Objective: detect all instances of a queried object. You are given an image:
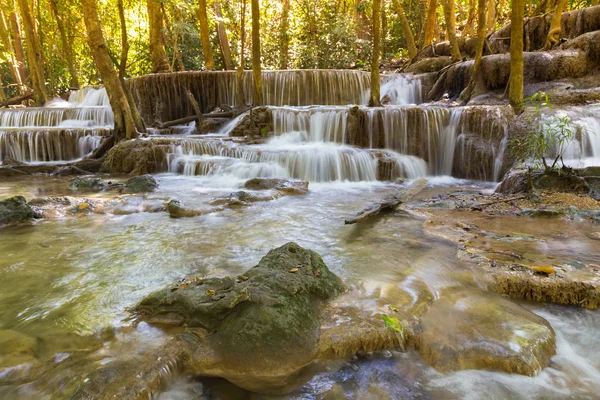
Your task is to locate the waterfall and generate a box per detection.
[380,74,423,105]
[0,87,111,164]
[271,107,348,143]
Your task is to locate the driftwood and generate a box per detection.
[344,179,427,225]
[157,112,237,129]
[0,92,33,107]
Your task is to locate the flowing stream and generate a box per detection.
[0,72,599,399]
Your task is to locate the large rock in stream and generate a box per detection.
[0,196,35,226]
[135,242,346,392]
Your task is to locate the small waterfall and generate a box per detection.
[380,74,423,105]
[271,107,348,143]
[542,106,600,167]
[0,87,111,164]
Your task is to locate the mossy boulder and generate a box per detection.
[69,176,106,191]
[124,174,158,193]
[100,139,167,175]
[135,242,346,387]
[0,196,35,226]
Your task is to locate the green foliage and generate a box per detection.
[382,313,404,340]
[509,92,577,172]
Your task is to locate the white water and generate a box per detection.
[0,87,111,164]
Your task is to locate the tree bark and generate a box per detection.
[237,0,246,108]
[442,0,462,62]
[458,0,486,103]
[117,0,129,79]
[486,0,496,32]
[423,0,437,47]
[17,0,47,105]
[251,0,263,105]
[161,3,186,71]
[8,7,28,86]
[214,0,234,70]
[464,0,476,36]
[278,0,290,69]
[198,0,216,70]
[147,0,171,73]
[81,0,138,140]
[392,0,417,60]
[369,0,381,107]
[0,9,26,94]
[543,0,567,50]
[49,0,79,88]
[509,0,525,110]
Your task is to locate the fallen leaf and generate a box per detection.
[78,203,90,210]
[240,275,249,281]
[206,289,216,295]
[289,268,298,273]
[531,265,556,275]
[382,314,404,340]
[314,269,321,277]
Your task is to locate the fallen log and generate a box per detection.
[157,112,236,129]
[0,92,33,108]
[344,179,428,225]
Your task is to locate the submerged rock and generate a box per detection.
[209,190,282,207]
[167,199,221,218]
[124,174,158,193]
[135,242,346,392]
[244,178,309,195]
[69,176,106,191]
[419,289,556,376]
[0,196,35,226]
[0,329,39,370]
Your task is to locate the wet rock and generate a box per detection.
[11,164,61,175]
[124,174,158,193]
[136,242,346,392]
[72,158,104,173]
[198,118,225,134]
[229,107,272,138]
[419,289,556,376]
[209,190,282,206]
[101,139,168,175]
[496,167,529,194]
[69,176,106,191]
[0,196,35,226]
[1,157,24,166]
[243,178,309,195]
[519,207,565,218]
[167,199,220,218]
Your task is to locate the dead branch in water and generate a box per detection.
[0,92,33,107]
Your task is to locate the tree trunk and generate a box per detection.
[442,0,462,62]
[251,0,263,105]
[369,0,381,107]
[543,0,567,50]
[49,0,79,88]
[393,0,417,60]
[486,0,496,33]
[423,0,437,47]
[81,0,138,140]
[592,0,598,6]
[214,0,234,70]
[458,0,486,103]
[147,0,171,73]
[8,7,28,86]
[278,0,290,69]
[198,0,216,70]
[0,9,26,94]
[236,0,246,108]
[464,0,476,36]
[509,0,525,110]
[17,0,47,105]
[161,3,186,71]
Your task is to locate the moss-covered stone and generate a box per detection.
[136,242,346,374]
[0,196,35,226]
[124,174,158,193]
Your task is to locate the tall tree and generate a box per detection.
[509,0,525,109]
[442,0,461,62]
[147,0,171,73]
[8,7,28,85]
[464,0,476,36]
[236,0,246,108]
[0,9,25,94]
[17,0,47,104]
[161,3,185,71]
[369,0,381,107]
[81,0,137,140]
[458,0,486,103]
[486,0,496,32]
[251,0,263,105]
[49,0,79,88]
[392,0,417,61]
[198,0,216,70]
[423,0,437,47]
[214,0,234,70]
[543,0,567,50]
[278,0,290,69]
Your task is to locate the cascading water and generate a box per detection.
[0,87,111,164]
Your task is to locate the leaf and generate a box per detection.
[387,305,399,312]
[289,268,298,273]
[382,314,404,339]
[206,289,216,295]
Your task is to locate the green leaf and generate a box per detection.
[382,314,404,339]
